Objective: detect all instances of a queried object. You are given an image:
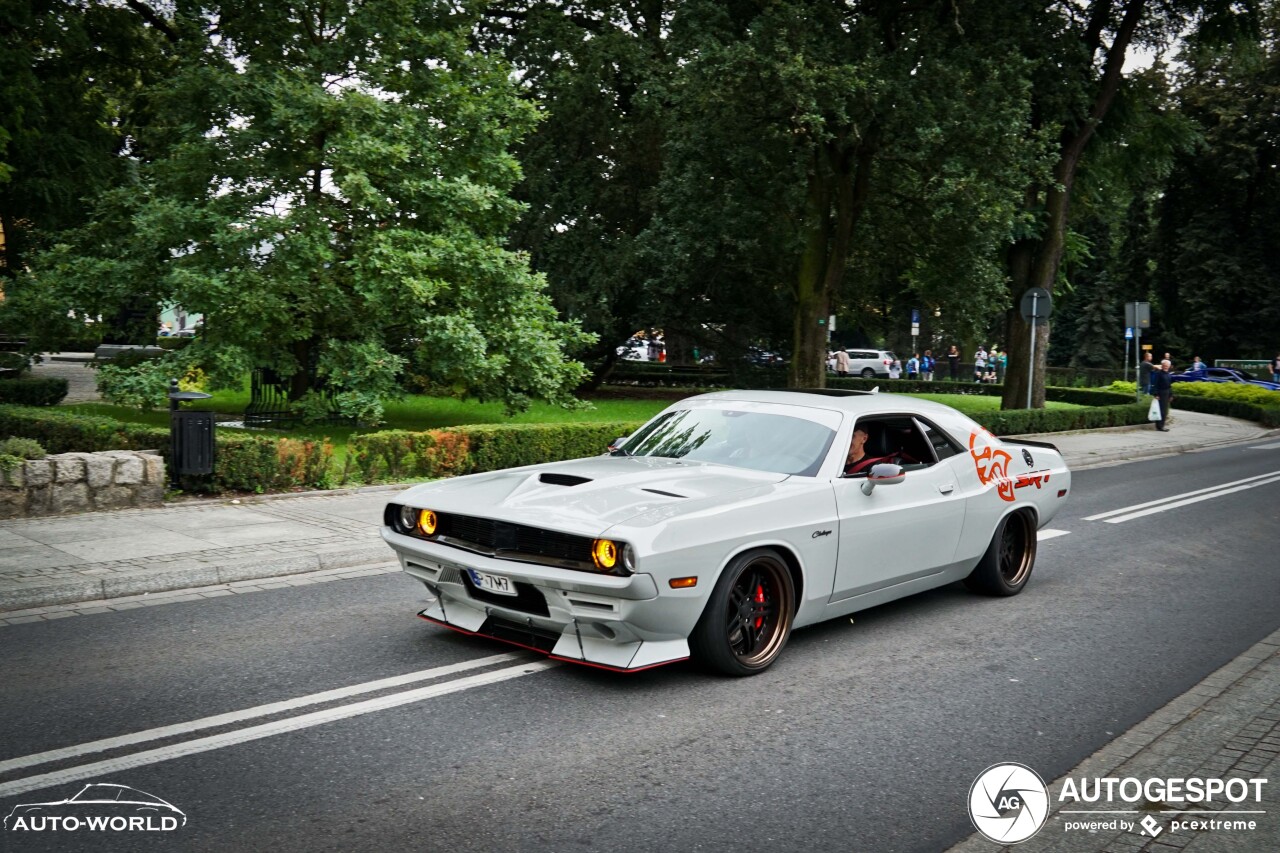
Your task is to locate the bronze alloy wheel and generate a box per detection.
[723,556,794,668]
[999,512,1035,586]
[963,510,1038,597]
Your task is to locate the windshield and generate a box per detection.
[619,408,837,476]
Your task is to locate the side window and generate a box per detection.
[844,415,935,475]
[917,418,963,461]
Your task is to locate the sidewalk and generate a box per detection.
[0,407,1277,851]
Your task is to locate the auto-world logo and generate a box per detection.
[968,763,1050,844]
[4,783,186,833]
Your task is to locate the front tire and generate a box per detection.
[860,367,876,378]
[690,549,795,676]
[963,511,1037,596]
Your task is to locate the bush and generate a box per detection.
[974,401,1149,435]
[0,436,47,459]
[0,351,28,377]
[156,337,194,351]
[0,404,335,492]
[1169,380,1280,408]
[0,377,69,406]
[348,421,644,483]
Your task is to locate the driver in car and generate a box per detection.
[844,427,890,476]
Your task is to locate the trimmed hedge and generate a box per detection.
[0,377,69,406]
[1167,395,1280,428]
[348,421,645,483]
[0,404,333,492]
[973,402,1148,435]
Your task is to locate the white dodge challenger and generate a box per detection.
[381,389,1071,675]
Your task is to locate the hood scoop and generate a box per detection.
[539,472,593,487]
[641,488,687,499]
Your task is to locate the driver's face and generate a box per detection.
[848,428,868,459]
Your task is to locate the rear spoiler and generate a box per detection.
[1000,437,1060,452]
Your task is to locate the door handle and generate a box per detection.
[938,483,955,494]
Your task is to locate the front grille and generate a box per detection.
[442,514,595,566]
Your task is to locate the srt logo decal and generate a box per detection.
[968,429,1015,502]
[1014,471,1051,490]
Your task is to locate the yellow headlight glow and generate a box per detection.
[418,510,439,536]
[592,539,619,570]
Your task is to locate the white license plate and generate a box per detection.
[468,569,516,596]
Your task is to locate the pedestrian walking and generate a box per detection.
[921,350,935,381]
[888,358,901,379]
[973,346,987,383]
[1151,359,1174,431]
[1139,351,1154,394]
[1190,356,1207,373]
[1271,352,1280,384]
[947,345,960,381]
[834,349,850,377]
[906,353,920,380]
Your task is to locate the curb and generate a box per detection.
[0,541,392,614]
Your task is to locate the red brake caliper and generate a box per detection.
[754,583,765,630]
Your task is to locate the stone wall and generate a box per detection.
[0,451,165,518]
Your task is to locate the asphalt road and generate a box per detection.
[2,441,1279,853]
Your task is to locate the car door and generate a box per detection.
[829,416,967,603]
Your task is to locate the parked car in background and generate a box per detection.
[1170,366,1280,391]
[381,389,1070,676]
[837,348,897,378]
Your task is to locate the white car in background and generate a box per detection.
[841,348,898,378]
[382,390,1070,675]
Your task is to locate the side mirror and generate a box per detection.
[860,462,905,496]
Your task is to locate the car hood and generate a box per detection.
[396,456,789,537]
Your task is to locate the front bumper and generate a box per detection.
[382,529,696,672]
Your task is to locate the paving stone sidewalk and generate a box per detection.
[0,488,405,613]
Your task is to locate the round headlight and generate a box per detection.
[623,544,636,572]
[418,510,439,536]
[398,505,418,532]
[592,539,619,570]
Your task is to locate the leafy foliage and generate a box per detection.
[9,0,591,423]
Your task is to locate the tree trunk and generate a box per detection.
[788,133,874,388]
[1001,0,1146,410]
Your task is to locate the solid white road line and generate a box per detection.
[1037,529,1070,542]
[0,652,524,775]
[1082,470,1280,522]
[0,660,558,799]
[1098,474,1280,525]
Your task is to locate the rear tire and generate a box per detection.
[963,511,1037,596]
[860,367,876,378]
[690,549,795,676]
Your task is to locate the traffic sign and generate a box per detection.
[1020,288,1052,321]
[1125,327,1133,339]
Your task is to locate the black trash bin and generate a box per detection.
[168,378,214,488]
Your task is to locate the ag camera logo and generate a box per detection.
[969,763,1050,844]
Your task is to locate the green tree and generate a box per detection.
[477,2,672,382]
[0,0,170,278]
[647,0,1043,387]
[1154,5,1280,359]
[11,0,591,421]
[997,0,1253,408]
